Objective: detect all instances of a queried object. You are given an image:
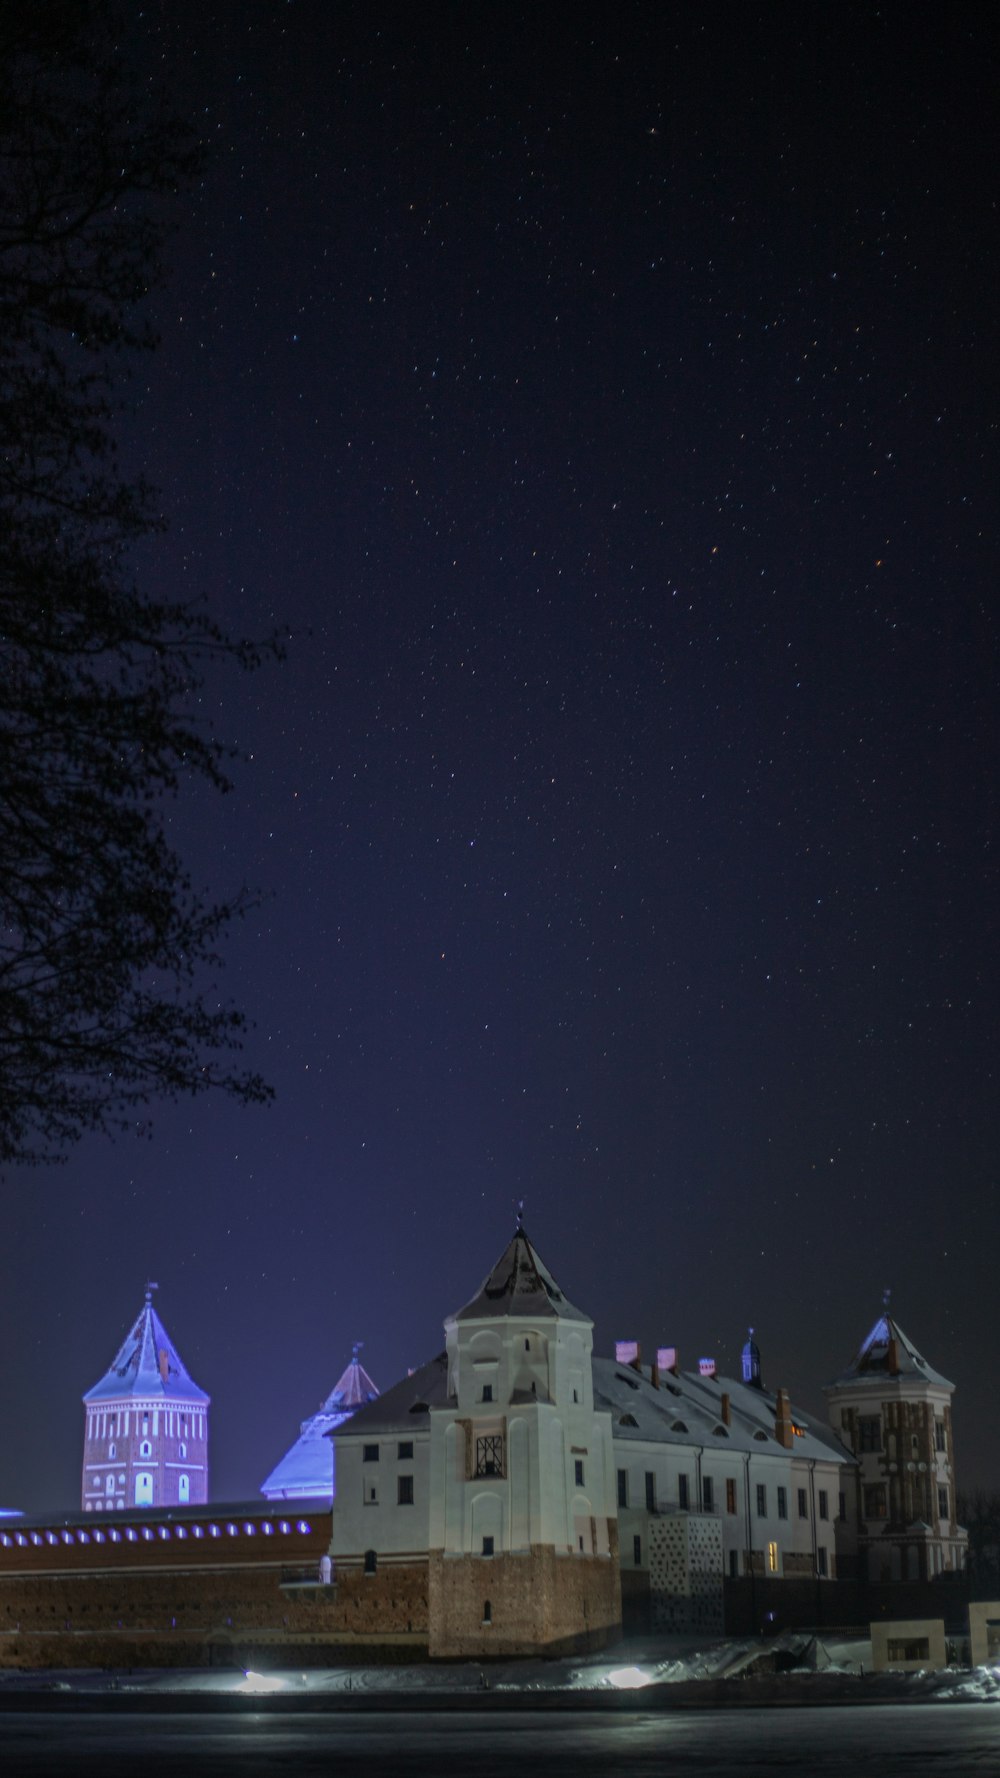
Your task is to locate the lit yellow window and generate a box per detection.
[767,1541,779,1574]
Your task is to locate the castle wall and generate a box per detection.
[428,1532,621,1658]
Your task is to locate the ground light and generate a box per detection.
[238,1671,287,1694]
[606,1666,653,1689]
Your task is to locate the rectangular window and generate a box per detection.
[797,1488,808,1519]
[863,1484,887,1520]
[363,1444,379,1463]
[702,1476,714,1511]
[935,1420,947,1453]
[938,1485,949,1520]
[818,1490,829,1521]
[633,1534,641,1566]
[482,1535,494,1557]
[645,1471,655,1511]
[817,1546,828,1576]
[574,1459,585,1487]
[617,1469,628,1509]
[858,1416,882,1453]
[365,1484,377,1504]
[729,1548,739,1578]
[397,1441,413,1461]
[839,1491,847,1522]
[482,1384,493,1403]
[726,1478,737,1515]
[777,1487,787,1520]
[397,1475,413,1505]
[678,1474,689,1510]
[887,1637,929,1662]
[475,1435,505,1479]
[768,1541,779,1574]
[756,1483,767,1518]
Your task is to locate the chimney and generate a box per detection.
[721,1392,731,1426]
[615,1340,641,1372]
[651,1353,660,1390]
[158,1347,169,1386]
[887,1337,900,1376]
[699,1357,717,1379]
[774,1387,794,1450]
[658,1346,679,1377]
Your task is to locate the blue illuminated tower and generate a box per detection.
[81,1285,210,1511]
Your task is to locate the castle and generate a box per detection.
[0,1222,967,1666]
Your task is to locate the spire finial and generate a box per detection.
[515,1197,525,1232]
[145,1280,159,1304]
[883,1286,891,1312]
[352,1340,364,1364]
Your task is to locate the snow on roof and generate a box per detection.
[260,1348,379,1499]
[593,1357,853,1467]
[333,1353,451,1435]
[83,1290,209,1406]
[827,1313,953,1391]
[449,1226,590,1325]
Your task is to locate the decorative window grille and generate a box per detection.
[475,1435,504,1478]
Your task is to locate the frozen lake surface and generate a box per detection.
[2,1704,999,1776]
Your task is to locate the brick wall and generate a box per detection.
[0,1559,430,1670]
[428,1540,621,1658]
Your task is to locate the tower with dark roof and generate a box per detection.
[81,1287,210,1512]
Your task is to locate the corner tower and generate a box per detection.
[427,1219,621,1656]
[260,1344,379,1501]
[81,1286,210,1512]
[825,1307,966,1582]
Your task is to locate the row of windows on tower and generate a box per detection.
[87,1473,191,1507]
[616,1470,841,1521]
[88,1410,201,1440]
[855,1416,948,1454]
[103,1440,187,1461]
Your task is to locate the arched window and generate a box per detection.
[363,1549,377,1575]
[178,1474,190,1503]
[483,1600,492,1625]
[134,1472,153,1506]
[105,1475,115,1496]
[178,1442,187,1459]
[108,1443,116,1460]
[140,1440,152,1458]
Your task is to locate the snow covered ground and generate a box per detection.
[2,1630,999,1703]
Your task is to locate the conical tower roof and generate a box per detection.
[828,1310,953,1390]
[83,1287,209,1406]
[260,1345,379,1499]
[450,1224,590,1324]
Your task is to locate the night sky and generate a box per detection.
[2,4,996,1511]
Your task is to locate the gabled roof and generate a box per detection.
[333,1353,451,1436]
[827,1312,953,1390]
[449,1226,589,1325]
[260,1349,379,1498]
[593,1357,853,1467]
[83,1290,209,1406]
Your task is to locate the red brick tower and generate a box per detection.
[81,1285,210,1512]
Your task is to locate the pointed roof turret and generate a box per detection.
[829,1309,953,1390]
[260,1344,379,1500]
[741,1327,763,1388]
[450,1224,589,1324]
[83,1286,209,1406]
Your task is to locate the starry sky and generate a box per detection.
[2,3,996,1510]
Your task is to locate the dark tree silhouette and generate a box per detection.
[0,2,275,1165]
